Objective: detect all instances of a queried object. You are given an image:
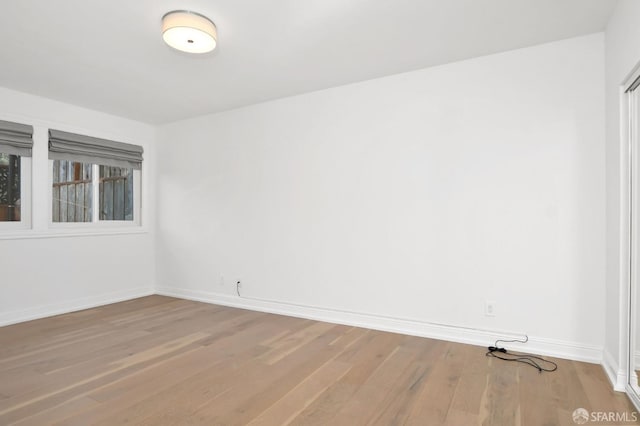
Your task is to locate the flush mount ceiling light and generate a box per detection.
[162,10,217,54]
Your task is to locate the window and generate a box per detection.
[52,160,92,222]
[0,120,33,226]
[100,166,134,221]
[49,129,143,225]
[0,153,21,221]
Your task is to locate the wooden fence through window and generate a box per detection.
[99,166,133,221]
[52,161,133,222]
[52,160,92,222]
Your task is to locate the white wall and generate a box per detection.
[157,34,605,361]
[0,87,157,325]
[603,0,640,389]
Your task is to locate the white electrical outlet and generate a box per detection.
[485,300,496,317]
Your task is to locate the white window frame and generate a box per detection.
[0,155,31,231]
[49,160,141,229]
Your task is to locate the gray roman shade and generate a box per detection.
[0,119,33,157]
[49,129,143,169]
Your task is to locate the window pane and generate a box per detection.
[52,160,92,222]
[99,166,133,221]
[0,153,20,222]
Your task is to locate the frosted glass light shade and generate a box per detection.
[162,11,217,54]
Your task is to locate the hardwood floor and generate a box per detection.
[0,296,636,425]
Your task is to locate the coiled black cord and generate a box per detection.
[486,335,558,373]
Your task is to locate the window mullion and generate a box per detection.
[92,164,99,222]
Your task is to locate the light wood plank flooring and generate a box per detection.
[0,296,636,425]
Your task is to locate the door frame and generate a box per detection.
[622,62,640,409]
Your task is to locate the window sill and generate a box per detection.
[0,226,149,240]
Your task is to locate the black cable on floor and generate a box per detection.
[486,335,558,373]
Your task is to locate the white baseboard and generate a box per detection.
[603,349,628,392]
[0,285,605,366]
[0,287,155,327]
[156,286,603,364]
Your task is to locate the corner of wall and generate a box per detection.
[603,348,628,392]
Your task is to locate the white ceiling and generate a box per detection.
[0,0,616,124]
